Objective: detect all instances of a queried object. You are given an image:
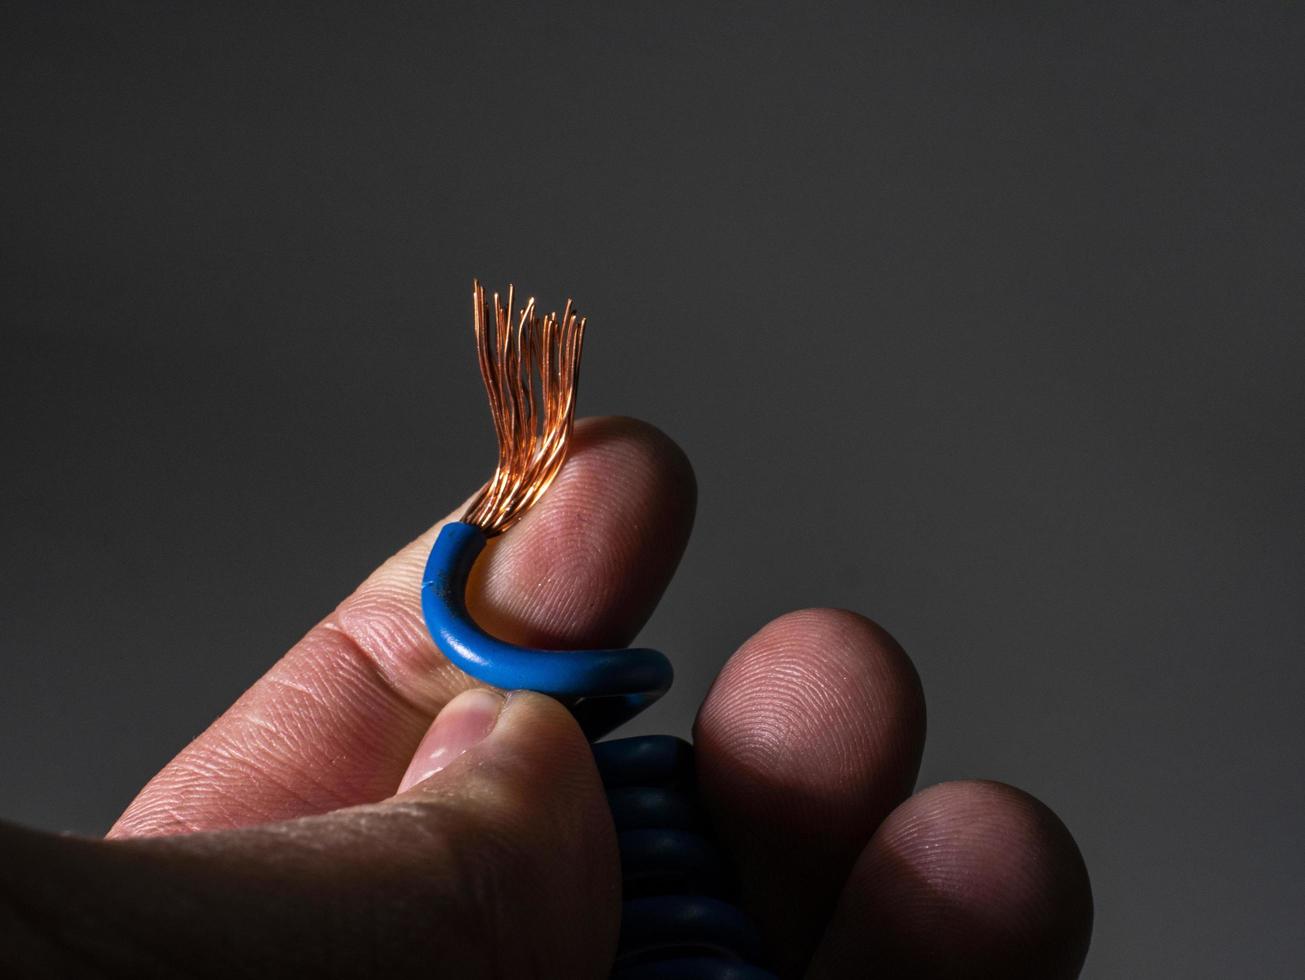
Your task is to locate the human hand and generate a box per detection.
[2,417,1091,978]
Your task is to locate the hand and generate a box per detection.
[2,417,1092,978]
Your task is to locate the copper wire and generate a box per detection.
[461,280,587,536]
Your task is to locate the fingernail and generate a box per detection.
[398,688,505,792]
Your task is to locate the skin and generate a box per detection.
[0,416,1092,978]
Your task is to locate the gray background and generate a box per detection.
[2,2,1302,975]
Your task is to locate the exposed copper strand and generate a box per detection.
[462,280,586,536]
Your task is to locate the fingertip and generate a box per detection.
[396,688,506,793]
[469,416,697,649]
[696,607,926,835]
[397,689,603,807]
[490,689,607,795]
[693,607,928,970]
[573,415,698,506]
[813,780,1093,979]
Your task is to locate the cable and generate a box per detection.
[420,284,776,979]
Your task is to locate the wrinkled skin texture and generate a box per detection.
[2,417,1092,978]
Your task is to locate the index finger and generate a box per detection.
[110,416,695,838]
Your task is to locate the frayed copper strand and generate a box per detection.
[461,280,586,536]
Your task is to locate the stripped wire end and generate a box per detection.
[461,280,587,537]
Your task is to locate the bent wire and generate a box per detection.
[419,283,776,979]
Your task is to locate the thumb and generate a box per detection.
[386,687,623,975]
[2,690,620,979]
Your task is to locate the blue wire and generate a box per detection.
[422,521,776,978]
[421,521,671,740]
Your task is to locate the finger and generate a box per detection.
[806,780,1093,979]
[111,416,695,838]
[8,690,620,979]
[693,608,927,974]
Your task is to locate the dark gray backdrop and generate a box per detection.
[2,3,1302,976]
